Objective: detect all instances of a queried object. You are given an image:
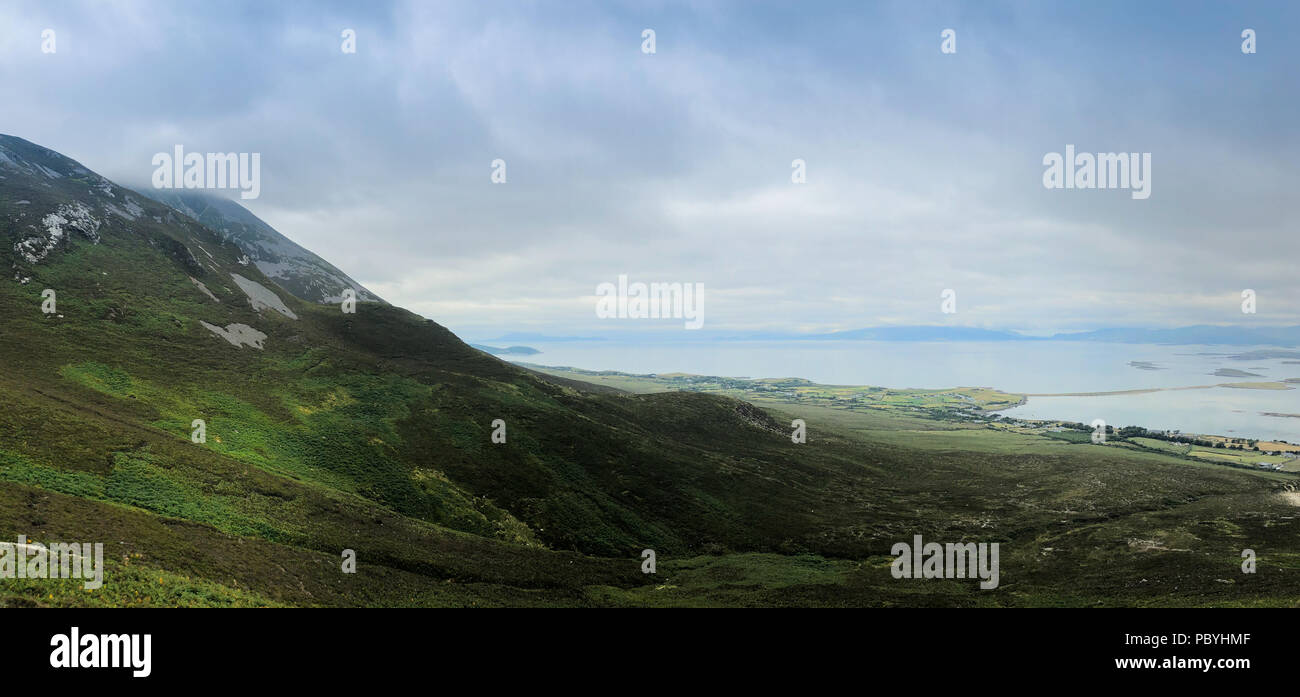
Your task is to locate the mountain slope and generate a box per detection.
[135,188,384,305]
[0,133,898,561]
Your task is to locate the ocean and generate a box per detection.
[504,340,1300,442]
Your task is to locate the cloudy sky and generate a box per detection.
[2,0,1297,339]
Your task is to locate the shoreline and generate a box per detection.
[519,360,1299,459]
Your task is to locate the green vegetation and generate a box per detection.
[522,365,1025,415]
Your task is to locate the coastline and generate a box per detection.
[519,361,1300,467]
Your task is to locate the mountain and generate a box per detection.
[3,134,1298,608]
[482,332,606,343]
[0,133,895,604]
[563,325,1300,346]
[1049,325,1300,347]
[811,326,1025,342]
[793,325,1300,345]
[135,189,384,305]
[468,343,541,355]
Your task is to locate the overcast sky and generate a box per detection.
[2,0,1297,339]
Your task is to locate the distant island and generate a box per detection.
[1213,368,1263,377]
[470,343,541,356]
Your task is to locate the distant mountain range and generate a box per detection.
[1042,326,1300,346]
[482,325,1300,347]
[469,343,541,355]
[480,332,606,343]
[814,325,1300,346]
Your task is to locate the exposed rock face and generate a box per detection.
[15,202,101,264]
[199,321,268,349]
[189,276,220,302]
[230,273,298,320]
